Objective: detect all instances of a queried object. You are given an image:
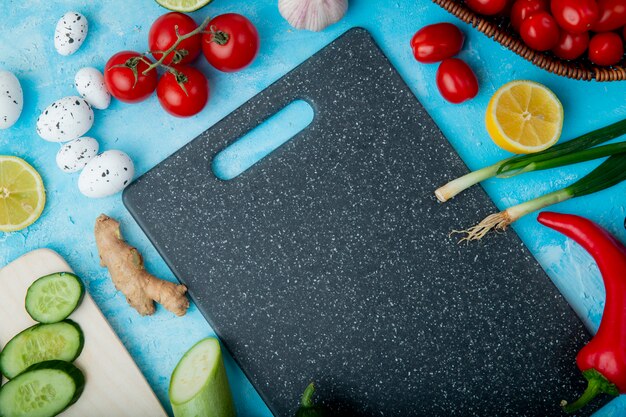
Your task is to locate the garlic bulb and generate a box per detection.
[279,0,348,32]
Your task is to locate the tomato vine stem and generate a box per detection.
[141,15,212,75]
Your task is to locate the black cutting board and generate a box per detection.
[124,28,602,417]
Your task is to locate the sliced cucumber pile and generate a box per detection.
[0,320,84,379]
[0,360,85,417]
[0,271,87,415]
[26,272,84,324]
[169,337,236,417]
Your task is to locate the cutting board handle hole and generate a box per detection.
[212,100,315,180]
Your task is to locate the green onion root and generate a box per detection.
[454,153,626,241]
[453,189,574,242]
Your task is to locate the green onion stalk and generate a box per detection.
[436,119,626,202]
[455,153,626,241]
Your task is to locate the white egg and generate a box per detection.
[78,150,135,198]
[36,96,94,142]
[0,71,23,129]
[74,67,110,110]
[54,12,88,56]
[56,137,99,173]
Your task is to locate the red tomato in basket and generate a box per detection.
[510,0,548,31]
[466,0,509,15]
[552,31,590,60]
[520,11,560,51]
[411,23,465,63]
[550,0,599,33]
[436,58,479,104]
[591,0,626,32]
[588,32,624,66]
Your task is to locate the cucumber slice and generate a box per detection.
[26,272,84,323]
[0,321,84,379]
[169,338,236,417]
[0,360,85,417]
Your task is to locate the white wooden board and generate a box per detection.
[0,248,167,417]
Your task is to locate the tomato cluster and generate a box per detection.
[104,12,260,118]
[411,23,479,104]
[465,0,626,66]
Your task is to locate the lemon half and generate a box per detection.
[0,156,46,232]
[486,80,564,154]
[155,0,212,12]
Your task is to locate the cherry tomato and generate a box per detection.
[465,0,508,15]
[436,58,479,104]
[550,0,599,33]
[500,1,515,17]
[104,51,158,103]
[411,23,464,63]
[149,12,201,65]
[591,0,626,32]
[510,0,548,31]
[157,66,209,118]
[552,31,589,60]
[202,13,260,72]
[588,32,624,66]
[520,11,560,51]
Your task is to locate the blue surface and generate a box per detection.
[1,0,625,415]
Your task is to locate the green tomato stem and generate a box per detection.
[142,15,212,75]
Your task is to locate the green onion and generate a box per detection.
[455,153,626,241]
[435,118,626,202]
[497,141,626,178]
[435,161,504,203]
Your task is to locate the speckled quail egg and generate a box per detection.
[54,12,88,56]
[78,150,135,198]
[75,67,110,110]
[0,71,23,129]
[56,137,99,173]
[36,96,94,142]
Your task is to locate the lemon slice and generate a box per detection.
[486,80,563,154]
[0,156,46,232]
[155,0,212,12]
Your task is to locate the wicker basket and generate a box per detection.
[433,0,626,81]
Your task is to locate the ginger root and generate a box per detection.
[94,214,189,316]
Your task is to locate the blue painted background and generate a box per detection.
[1,0,626,415]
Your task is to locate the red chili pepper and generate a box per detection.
[537,211,625,413]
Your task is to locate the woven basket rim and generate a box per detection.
[433,0,626,82]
